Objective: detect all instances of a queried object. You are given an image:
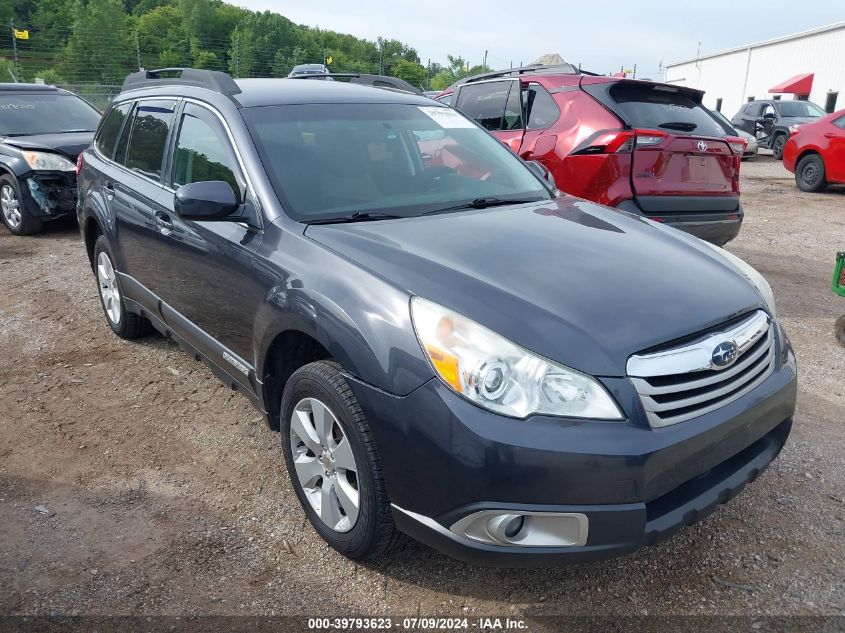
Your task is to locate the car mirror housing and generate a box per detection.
[174,181,240,221]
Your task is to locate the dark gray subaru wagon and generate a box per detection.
[76,68,797,566]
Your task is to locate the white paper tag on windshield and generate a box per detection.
[418,106,475,128]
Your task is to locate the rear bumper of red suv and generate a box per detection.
[617,196,743,246]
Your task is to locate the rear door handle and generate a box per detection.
[823,132,837,138]
[154,211,174,236]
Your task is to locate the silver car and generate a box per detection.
[712,109,757,159]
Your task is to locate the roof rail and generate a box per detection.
[287,72,422,95]
[121,68,241,95]
[456,63,581,87]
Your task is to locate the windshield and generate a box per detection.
[0,91,101,136]
[242,103,550,222]
[777,101,825,118]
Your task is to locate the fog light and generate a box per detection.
[450,510,588,547]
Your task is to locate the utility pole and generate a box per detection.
[234,35,240,78]
[134,30,142,71]
[482,49,487,70]
[633,63,637,79]
[10,19,20,82]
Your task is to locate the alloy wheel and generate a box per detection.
[97,251,122,324]
[0,184,21,229]
[289,397,360,532]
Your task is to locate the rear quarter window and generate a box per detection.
[600,83,727,138]
[95,102,131,158]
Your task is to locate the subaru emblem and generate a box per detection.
[711,341,738,368]
[697,140,708,152]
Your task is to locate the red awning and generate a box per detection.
[769,73,814,94]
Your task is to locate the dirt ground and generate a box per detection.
[0,157,843,619]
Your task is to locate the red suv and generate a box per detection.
[783,108,845,192]
[438,66,747,245]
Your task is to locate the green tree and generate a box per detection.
[60,0,133,83]
[394,58,426,89]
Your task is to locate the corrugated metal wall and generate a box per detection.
[665,24,845,119]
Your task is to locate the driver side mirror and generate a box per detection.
[174,181,240,221]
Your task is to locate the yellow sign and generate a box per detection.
[13,29,29,40]
[326,55,333,65]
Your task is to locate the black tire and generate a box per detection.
[280,360,404,560]
[772,134,786,160]
[0,174,43,235]
[795,154,827,193]
[93,236,152,339]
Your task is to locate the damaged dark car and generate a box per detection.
[0,83,100,235]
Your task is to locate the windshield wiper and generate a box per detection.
[658,121,698,132]
[304,211,404,225]
[421,197,544,215]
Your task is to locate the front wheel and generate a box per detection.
[280,361,403,559]
[0,175,42,235]
[795,154,827,192]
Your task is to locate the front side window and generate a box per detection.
[172,105,242,197]
[0,91,100,136]
[777,101,825,118]
[95,102,131,158]
[833,115,845,130]
[454,81,515,131]
[124,100,176,180]
[524,84,560,130]
[243,103,549,222]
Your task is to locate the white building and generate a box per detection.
[665,21,845,118]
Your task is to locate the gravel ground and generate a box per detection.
[0,157,843,619]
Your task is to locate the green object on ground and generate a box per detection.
[834,252,845,297]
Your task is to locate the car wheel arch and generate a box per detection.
[84,216,103,272]
[260,328,334,431]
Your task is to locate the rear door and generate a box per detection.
[453,79,525,152]
[584,81,738,199]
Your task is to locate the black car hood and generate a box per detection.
[305,197,763,377]
[3,132,94,161]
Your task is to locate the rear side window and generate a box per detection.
[172,105,242,197]
[524,84,560,130]
[455,81,515,131]
[596,83,727,138]
[834,115,845,130]
[124,100,176,180]
[95,102,131,158]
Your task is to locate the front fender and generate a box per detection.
[252,221,433,397]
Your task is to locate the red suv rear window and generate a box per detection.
[599,83,728,138]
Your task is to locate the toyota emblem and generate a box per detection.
[697,140,708,152]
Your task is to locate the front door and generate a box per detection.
[454,79,525,153]
[153,102,265,382]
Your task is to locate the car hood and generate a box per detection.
[305,197,763,377]
[2,132,94,161]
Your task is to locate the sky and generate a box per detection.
[231,0,844,78]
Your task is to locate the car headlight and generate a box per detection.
[701,242,777,319]
[788,124,802,134]
[21,151,76,172]
[410,297,623,420]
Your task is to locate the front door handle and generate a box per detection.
[154,211,174,236]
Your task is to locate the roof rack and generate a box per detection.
[121,68,241,95]
[0,83,59,91]
[455,63,581,87]
[288,72,422,95]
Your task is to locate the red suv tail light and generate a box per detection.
[76,153,84,176]
[725,136,747,155]
[572,130,636,155]
[634,129,667,147]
